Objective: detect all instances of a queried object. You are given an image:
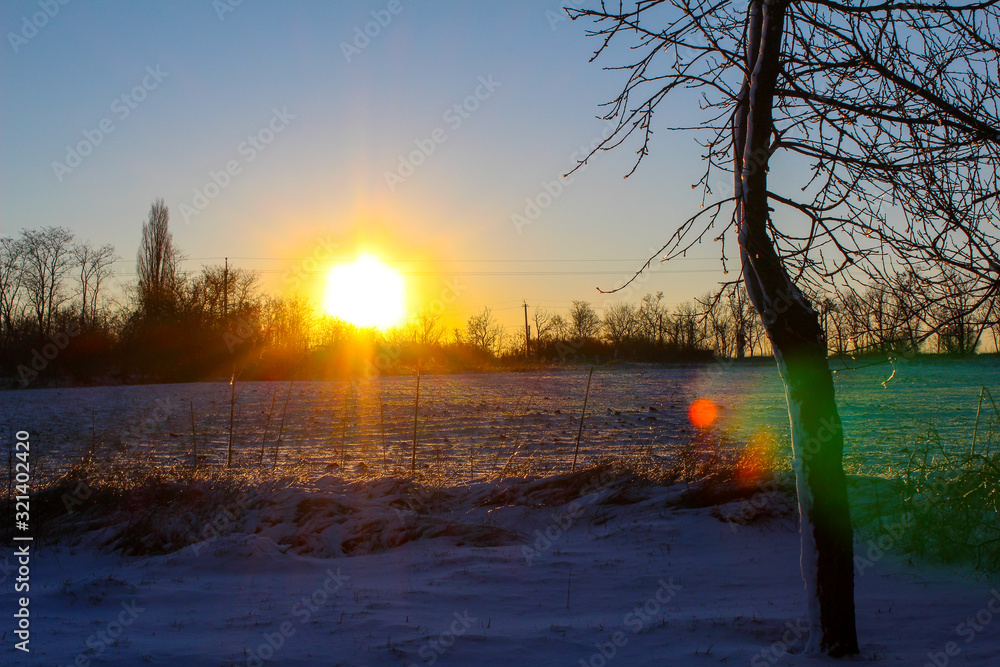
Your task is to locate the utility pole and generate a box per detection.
[223,257,229,321]
[522,300,530,357]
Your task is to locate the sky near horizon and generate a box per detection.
[1,0,731,332]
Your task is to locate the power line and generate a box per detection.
[113,268,722,277]
[108,256,720,265]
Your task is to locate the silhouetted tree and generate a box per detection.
[136,199,182,318]
[571,0,1000,654]
[569,300,601,340]
[412,307,445,345]
[20,226,75,338]
[0,236,26,345]
[73,241,117,327]
[637,292,667,346]
[602,301,639,350]
[184,264,260,325]
[933,270,990,355]
[668,301,705,352]
[532,306,555,343]
[548,313,569,340]
[725,283,757,359]
[465,307,506,356]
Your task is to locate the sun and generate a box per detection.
[323,254,406,329]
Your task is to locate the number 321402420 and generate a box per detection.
[14,430,30,518]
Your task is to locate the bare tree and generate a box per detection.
[570,0,1000,654]
[0,236,26,343]
[701,292,732,358]
[933,270,991,355]
[260,294,313,354]
[21,226,75,338]
[548,313,569,339]
[74,241,117,327]
[825,296,850,357]
[184,264,261,323]
[831,288,868,355]
[569,300,601,340]
[724,283,756,359]
[863,287,899,353]
[136,199,182,317]
[412,307,445,345]
[532,306,555,342]
[637,291,667,345]
[602,301,639,349]
[465,307,506,356]
[668,301,706,351]
[887,272,924,355]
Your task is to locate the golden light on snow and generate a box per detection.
[323,254,406,329]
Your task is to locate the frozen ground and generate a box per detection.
[3,472,1000,665]
[3,357,998,484]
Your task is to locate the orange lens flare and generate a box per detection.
[738,431,776,483]
[688,398,719,429]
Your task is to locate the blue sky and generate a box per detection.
[1,0,729,330]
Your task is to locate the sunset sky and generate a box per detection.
[1,0,730,332]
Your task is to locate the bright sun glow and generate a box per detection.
[323,254,406,329]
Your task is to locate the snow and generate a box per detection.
[8,360,999,485]
[781,384,821,656]
[4,472,1000,666]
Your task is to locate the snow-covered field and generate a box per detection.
[4,357,999,484]
[4,472,1000,666]
[3,359,999,665]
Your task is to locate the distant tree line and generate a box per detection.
[1,200,996,387]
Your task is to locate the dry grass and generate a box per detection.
[853,389,1000,573]
[4,427,789,557]
[2,445,290,553]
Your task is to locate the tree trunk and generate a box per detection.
[735,0,858,656]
